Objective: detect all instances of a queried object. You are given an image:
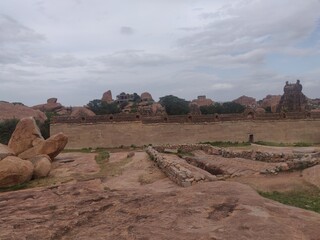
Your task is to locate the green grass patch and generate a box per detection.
[201,141,251,148]
[293,142,313,147]
[259,189,320,213]
[255,141,313,147]
[62,148,93,153]
[0,183,28,192]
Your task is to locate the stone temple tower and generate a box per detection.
[276,80,308,112]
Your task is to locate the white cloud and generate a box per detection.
[210,83,234,90]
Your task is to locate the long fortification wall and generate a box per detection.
[51,118,320,149]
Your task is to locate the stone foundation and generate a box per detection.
[146,146,217,187]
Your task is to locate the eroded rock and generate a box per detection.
[303,165,320,187]
[8,117,44,155]
[0,156,34,187]
[18,132,68,160]
[0,101,47,123]
[30,155,52,179]
[0,144,14,160]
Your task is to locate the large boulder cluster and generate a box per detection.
[0,117,68,188]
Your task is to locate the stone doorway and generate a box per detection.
[249,134,254,143]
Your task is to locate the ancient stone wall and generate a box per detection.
[51,118,320,149]
[146,146,216,187]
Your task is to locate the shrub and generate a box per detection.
[159,95,190,115]
[0,119,19,144]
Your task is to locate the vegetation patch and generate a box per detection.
[0,182,28,192]
[201,141,251,148]
[138,174,153,185]
[0,119,19,144]
[259,189,320,213]
[255,141,313,147]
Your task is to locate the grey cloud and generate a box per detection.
[38,55,87,68]
[177,27,200,32]
[179,0,320,63]
[120,26,134,35]
[96,50,181,68]
[0,14,44,44]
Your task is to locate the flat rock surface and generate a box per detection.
[1,151,320,239]
[50,152,100,178]
[233,144,320,154]
[192,150,283,176]
[1,180,320,240]
[303,165,320,187]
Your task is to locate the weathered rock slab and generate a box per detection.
[303,165,320,187]
[1,180,320,239]
[8,117,44,155]
[0,156,34,187]
[18,132,68,160]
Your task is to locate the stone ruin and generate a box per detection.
[277,80,308,112]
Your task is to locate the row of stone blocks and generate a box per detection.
[146,146,217,187]
[154,143,320,167]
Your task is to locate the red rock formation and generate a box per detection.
[0,102,47,123]
[8,117,44,155]
[260,95,281,113]
[32,98,63,112]
[233,95,256,107]
[141,92,153,102]
[70,107,96,118]
[101,90,113,103]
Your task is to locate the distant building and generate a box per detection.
[276,80,308,112]
[191,95,214,107]
[116,92,134,104]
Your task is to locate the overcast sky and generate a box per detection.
[1,0,320,106]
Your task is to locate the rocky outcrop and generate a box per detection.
[18,132,68,160]
[47,98,57,104]
[70,107,96,118]
[0,101,47,123]
[233,95,257,107]
[32,98,63,112]
[8,117,44,155]
[0,144,14,160]
[101,90,113,103]
[141,92,153,102]
[0,117,68,187]
[0,156,34,187]
[260,95,281,112]
[1,179,320,239]
[30,155,52,179]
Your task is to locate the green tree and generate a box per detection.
[220,102,245,114]
[159,95,190,115]
[200,103,222,114]
[87,99,121,115]
[200,102,245,115]
[0,119,19,144]
[132,93,141,103]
